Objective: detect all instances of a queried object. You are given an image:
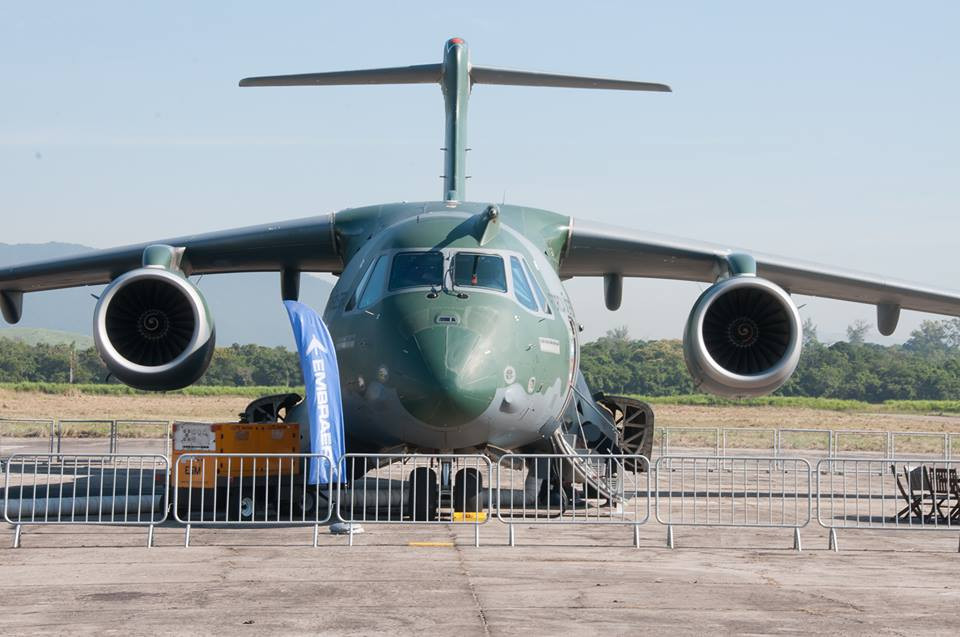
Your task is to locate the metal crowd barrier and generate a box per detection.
[56,419,116,454]
[3,453,169,548]
[114,420,172,457]
[776,429,833,462]
[0,418,56,457]
[336,453,492,546]
[654,456,812,550]
[889,432,950,461]
[659,427,721,457]
[173,453,333,547]
[721,428,777,458]
[656,427,953,463]
[496,454,650,547]
[816,457,960,551]
[55,419,171,456]
[831,430,890,458]
[7,447,960,553]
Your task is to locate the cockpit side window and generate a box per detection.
[355,255,390,310]
[389,251,443,290]
[523,259,551,315]
[510,256,539,312]
[454,253,507,292]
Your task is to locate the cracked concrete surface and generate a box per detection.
[1,522,958,635]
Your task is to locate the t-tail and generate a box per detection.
[240,38,671,202]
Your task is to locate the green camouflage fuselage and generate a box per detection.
[309,200,577,452]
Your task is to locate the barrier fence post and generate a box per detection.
[12,524,22,548]
[793,527,802,552]
[828,528,838,552]
[666,525,674,549]
[147,524,155,548]
[633,525,641,549]
[508,524,515,547]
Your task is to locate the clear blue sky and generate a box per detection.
[2,1,958,343]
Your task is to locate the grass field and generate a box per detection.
[2,385,960,453]
[631,394,960,414]
[4,383,960,412]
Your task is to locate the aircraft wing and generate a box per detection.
[560,218,960,334]
[0,213,340,323]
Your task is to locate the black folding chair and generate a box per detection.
[932,468,953,520]
[892,464,924,520]
[949,469,960,522]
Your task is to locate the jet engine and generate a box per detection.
[683,275,802,398]
[93,268,215,390]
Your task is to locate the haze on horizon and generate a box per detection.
[1,2,958,347]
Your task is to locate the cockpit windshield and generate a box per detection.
[453,253,507,292]
[346,249,551,314]
[510,256,539,312]
[389,251,443,290]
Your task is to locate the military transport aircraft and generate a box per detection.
[3,38,960,468]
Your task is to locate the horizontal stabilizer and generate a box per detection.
[239,64,441,87]
[470,66,671,92]
[239,39,672,201]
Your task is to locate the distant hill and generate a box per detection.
[0,243,333,348]
[0,327,94,348]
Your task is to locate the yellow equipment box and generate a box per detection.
[172,421,300,488]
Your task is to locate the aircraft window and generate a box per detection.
[389,251,443,290]
[510,256,539,312]
[453,253,507,292]
[355,255,389,309]
[523,260,551,314]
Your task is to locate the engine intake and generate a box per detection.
[94,268,215,390]
[683,276,801,398]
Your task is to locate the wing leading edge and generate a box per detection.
[560,218,960,335]
[0,213,341,324]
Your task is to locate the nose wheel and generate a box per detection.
[453,467,483,513]
[409,467,439,521]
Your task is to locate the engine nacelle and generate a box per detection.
[683,276,802,398]
[93,268,215,391]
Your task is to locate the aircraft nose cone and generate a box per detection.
[397,325,497,428]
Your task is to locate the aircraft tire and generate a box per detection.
[409,467,438,521]
[453,467,483,513]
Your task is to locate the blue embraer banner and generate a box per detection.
[284,300,345,484]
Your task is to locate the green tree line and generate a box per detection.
[580,319,960,402]
[3,318,960,400]
[0,340,302,387]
